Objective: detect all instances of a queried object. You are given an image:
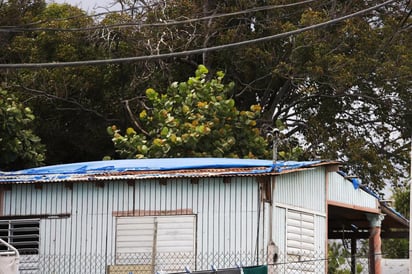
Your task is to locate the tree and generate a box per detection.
[112,0,411,191]
[0,88,45,170]
[107,65,269,159]
[381,185,410,259]
[0,0,410,192]
[328,242,364,274]
[1,3,123,164]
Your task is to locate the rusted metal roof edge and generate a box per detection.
[0,161,339,184]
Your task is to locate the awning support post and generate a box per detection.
[351,236,357,274]
[367,214,385,274]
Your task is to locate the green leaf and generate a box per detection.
[160,127,169,137]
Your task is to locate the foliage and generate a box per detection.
[222,1,411,191]
[382,238,409,259]
[106,0,411,190]
[0,0,410,190]
[0,88,45,170]
[382,185,410,259]
[107,65,269,159]
[328,242,363,274]
[1,3,121,164]
[392,185,410,219]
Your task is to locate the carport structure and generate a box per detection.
[327,172,409,273]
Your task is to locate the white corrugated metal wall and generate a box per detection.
[1,176,266,273]
[272,168,327,273]
[328,172,377,208]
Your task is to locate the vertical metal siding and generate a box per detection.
[272,168,327,273]
[273,206,326,274]
[274,168,326,213]
[272,207,286,252]
[328,172,377,208]
[4,183,72,216]
[2,176,265,273]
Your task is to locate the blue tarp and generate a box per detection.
[337,170,360,190]
[0,158,322,183]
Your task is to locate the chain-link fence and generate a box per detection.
[327,254,369,274]
[19,248,410,273]
[16,250,355,274]
[19,252,266,274]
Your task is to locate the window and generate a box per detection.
[115,215,196,272]
[286,210,315,272]
[0,219,40,255]
[286,210,315,254]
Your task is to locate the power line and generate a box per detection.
[1,3,158,28]
[0,0,318,33]
[0,0,398,70]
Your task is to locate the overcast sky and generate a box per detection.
[49,0,121,13]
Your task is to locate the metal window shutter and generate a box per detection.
[286,210,316,272]
[116,215,195,254]
[286,210,315,254]
[116,216,155,254]
[156,216,195,253]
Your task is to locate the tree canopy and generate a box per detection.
[0,88,45,170]
[381,185,410,258]
[0,0,410,192]
[108,65,269,159]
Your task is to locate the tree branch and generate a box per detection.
[15,85,110,121]
[123,99,149,136]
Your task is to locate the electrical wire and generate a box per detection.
[1,3,159,28]
[0,0,318,33]
[0,0,399,69]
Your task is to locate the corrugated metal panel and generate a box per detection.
[272,206,286,251]
[1,176,264,273]
[273,205,326,273]
[274,168,326,213]
[3,183,72,216]
[0,159,337,184]
[328,172,377,208]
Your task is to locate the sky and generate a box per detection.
[49,0,121,13]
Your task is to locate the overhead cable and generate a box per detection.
[0,0,318,33]
[1,4,158,28]
[0,0,398,70]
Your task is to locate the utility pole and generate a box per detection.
[265,127,280,163]
[264,125,280,274]
[409,136,412,274]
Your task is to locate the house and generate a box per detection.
[0,158,408,274]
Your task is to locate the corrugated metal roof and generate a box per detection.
[0,158,335,184]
